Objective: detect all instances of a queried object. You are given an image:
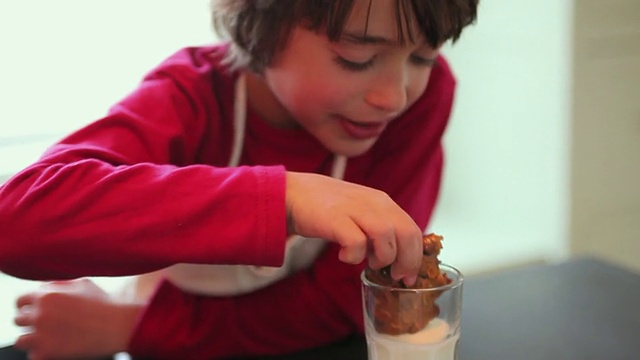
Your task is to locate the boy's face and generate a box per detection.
[248,0,439,157]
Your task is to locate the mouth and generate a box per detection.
[337,115,388,140]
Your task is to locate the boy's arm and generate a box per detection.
[0,72,289,280]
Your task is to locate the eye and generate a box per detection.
[410,54,437,67]
[334,56,375,72]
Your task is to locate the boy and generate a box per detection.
[3,0,478,358]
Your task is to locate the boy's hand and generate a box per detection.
[285,172,422,285]
[14,279,140,360]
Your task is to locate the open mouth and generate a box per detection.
[337,116,387,140]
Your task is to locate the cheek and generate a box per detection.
[407,70,433,104]
[304,73,361,108]
[282,62,341,94]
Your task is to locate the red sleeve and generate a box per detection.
[0,49,288,280]
[127,243,364,359]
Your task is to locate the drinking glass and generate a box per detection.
[361,264,463,360]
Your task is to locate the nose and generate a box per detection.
[364,68,408,114]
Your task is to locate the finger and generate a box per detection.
[14,305,36,327]
[367,229,397,270]
[14,332,36,351]
[338,236,367,264]
[402,274,418,287]
[16,293,38,309]
[15,330,47,360]
[381,206,422,277]
[347,209,397,269]
[333,218,368,264]
[390,227,423,282]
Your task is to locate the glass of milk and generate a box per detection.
[361,264,463,360]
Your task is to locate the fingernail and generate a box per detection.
[403,275,418,286]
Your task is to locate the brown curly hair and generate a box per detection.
[211,0,478,72]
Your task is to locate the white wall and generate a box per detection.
[571,0,640,273]
[432,0,574,273]
[0,0,214,177]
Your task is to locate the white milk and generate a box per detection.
[366,318,459,360]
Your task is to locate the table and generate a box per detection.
[458,256,640,359]
[2,257,639,359]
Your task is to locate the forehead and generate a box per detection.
[342,0,421,44]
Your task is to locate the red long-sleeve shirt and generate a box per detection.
[0,44,456,358]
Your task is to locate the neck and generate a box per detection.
[244,70,299,129]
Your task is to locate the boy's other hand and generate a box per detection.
[285,172,422,285]
[14,279,140,360]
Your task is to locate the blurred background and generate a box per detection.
[1,0,638,347]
